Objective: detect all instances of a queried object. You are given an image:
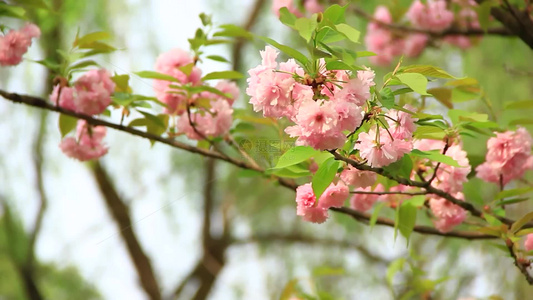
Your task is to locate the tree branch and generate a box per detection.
[1,90,512,240]
[331,207,496,240]
[90,161,162,300]
[506,238,533,284]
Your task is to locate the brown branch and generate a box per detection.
[27,111,48,268]
[506,239,533,284]
[331,207,496,240]
[350,190,427,196]
[1,90,512,240]
[90,161,162,300]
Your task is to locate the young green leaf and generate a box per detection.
[312,157,340,200]
[395,73,430,96]
[410,149,462,167]
[201,71,243,81]
[273,146,319,169]
[334,23,360,43]
[58,114,78,137]
[135,71,179,82]
[398,202,417,245]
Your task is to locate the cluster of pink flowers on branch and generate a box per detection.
[476,127,533,186]
[0,23,40,66]
[153,48,238,140]
[50,69,115,161]
[59,120,109,161]
[366,0,481,66]
[51,69,115,115]
[295,181,348,223]
[247,47,376,150]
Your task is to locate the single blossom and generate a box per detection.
[386,106,418,140]
[0,23,41,66]
[153,48,202,114]
[177,99,234,140]
[429,192,466,233]
[294,182,350,223]
[340,165,377,188]
[476,127,533,186]
[355,128,413,167]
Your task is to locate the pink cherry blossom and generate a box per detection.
[59,120,108,161]
[378,185,412,207]
[319,181,349,208]
[295,184,328,223]
[429,192,466,232]
[272,0,302,17]
[177,99,233,140]
[73,69,115,115]
[304,0,323,14]
[355,128,413,167]
[350,186,383,212]
[525,234,533,252]
[153,48,202,114]
[476,128,533,186]
[407,0,454,32]
[50,85,76,111]
[0,23,41,66]
[403,34,429,58]
[386,106,418,140]
[340,165,377,188]
[215,80,240,105]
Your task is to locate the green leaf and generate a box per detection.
[383,155,413,178]
[111,74,130,93]
[214,24,253,39]
[404,195,426,207]
[510,212,533,234]
[356,51,376,57]
[395,73,430,96]
[68,59,100,71]
[398,202,417,245]
[273,146,319,169]
[279,7,297,27]
[0,3,27,19]
[199,13,212,26]
[369,202,386,229]
[11,0,48,9]
[505,100,533,110]
[137,111,167,129]
[379,88,395,109]
[495,187,533,200]
[58,114,78,137]
[323,4,346,24]
[448,109,488,125]
[312,157,340,200]
[205,55,230,63]
[257,36,308,65]
[484,214,503,226]
[386,258,406,287]
[401,65,459,79]
[267,166,312,178]
[312,266,345,277]
[509,119,533,126]
[427,87,453,109]
[295,17,318,43]
[201,71,244,81]
[325,60,354,71]
[334,23,360,43]
[135,71,179,82]
[74,31,111,47]
[497,197,530,207]
[410,149,462,167]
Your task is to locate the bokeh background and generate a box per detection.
[1,0,533,299]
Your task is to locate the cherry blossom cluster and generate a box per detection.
[272,0,323,17]
[366,0,481,66]
[59,120,108,161]
[0,23,41,66]
[476,127,533,186]
[153,48,238,140]
[50,69,115,161]
[295,181,348,223]
[247,46,378,150]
